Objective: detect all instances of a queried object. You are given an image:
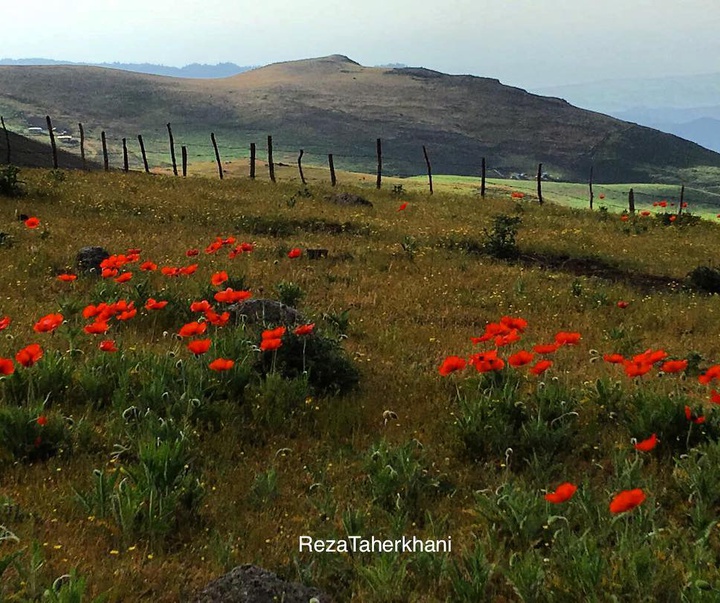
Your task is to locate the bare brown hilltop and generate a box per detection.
[1,54,719,182]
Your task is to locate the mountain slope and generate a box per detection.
[1,55,719,181]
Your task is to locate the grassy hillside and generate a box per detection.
[3,167,720,600]
[1,56,719,182]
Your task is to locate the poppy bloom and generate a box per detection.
[0,316,9,331]
[140,261,157,271]
[621,215,629,222]
[205,310,230,327]
[640,211,651,217]
[530,359,553,375]
[84,321,109,334]
[397,202,408,211]
[544,482,577,504]
[533,343,559,355]
[209,358,234,371]
[222,236,236,246]
[699,365,720,385]
[710,390,720,404]
[101,268,118,279]
[161,266,180,277]
[624,360,652,378]
[36,415,48,427]
[508,350,534,367]
[660,359,687,374]
[187,339,212,355]
[205,241,223,254]
[598,193,605,199]
[468,350,505,373]
[634,433,658,452]
[472,322,512,344]
[99,340,118,353]
[16,343,43,367]
[190,300,212,313]
[609,488,646,514]
[25,217,40,228]
[57,274,77,282]
[500,316,528,332]
[555,331,581,346]
[603,353,626,364]
[294,323,315,336]
[240,242,254,252]
[495,329,521,347]
[33,313,63,333]
[0,358,14,375]
[262,326,286,340]
[511,191,525,199]
[659,200,668,208]
[116,308,137,321]
[179,264,199,276]
[114,272,133,283]
[214,288,252,303]
[260,338,283,352]
[178,321,207,338]
[145,298,168,311]
[633,349,667,365]
[186,249,199,257]
[616,300,629,309]
[685,405,706,424]
[211,271,229,287]
[439,355,467,376]
[288,248,302,259]
[669,215,677,223]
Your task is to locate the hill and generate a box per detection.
[0,130,102,170]
[1,55,719,182]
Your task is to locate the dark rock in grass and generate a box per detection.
[328,192,373,207]
[307,248,329,260]
[75,246,110,275]
[193,564,333,603]
[0,232,11,247]
[228,298,304,327]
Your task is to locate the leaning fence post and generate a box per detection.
[167,123,178,176]
[298,149,306,185]
[678,184,685,216]
[0,117,10,164]
[537,163,544,204]
[422,145,433,195]
[211,133,223,180]
[376,138,382,189]
[267,135,275,183]
[138,134,150,174]
[328,153,336,186]
[78,123,86,170]
[589,166,594,210]
[46,115,58,169]
[101,131,109,172]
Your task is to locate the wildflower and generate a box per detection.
[0,316,9,331]
[710,390,720,404]
[660,359,687,374]
[101,268,118,279]
[624,360,652,378]
[544,482,577,504]
[0,358,14,375]
[699,365,720,385]
[178,322,207,338]
[187,339,212,355]
[214,288,252,303]
[530,359,552,375]
[659,200,668,208]
[495,329,521,347]
[555,331,581,345]
[533,343,559,355]
[84,321,109,334]
[186,249,199,257]
[114,272,133,283]
[179,264,199,276]
[205,309,230,327]
[261,338,283,352]
[640,211,651,217]
[621,215,629,222]
[669,215,677,223]
[57,274,77,282]
[508,350,534,367]
[288,248,302,259]
[472,322,511,344]
[609,489,646,514]
[190,300,212,313]
[240,242,254,252]
[25,217,40,228]
[500,316,528,332]
[33,313,63,333]
[599,193,605,199]
[468,350,505,373]
[140,261,157,271]
[99,340,118,353]
[209,358,234,371]
[161,266,179,277]
[205,241,223,254]
[222,236,236,246]
[145,299,168,311]
[294,323,315,336]
[116,308,137,321]
[16,343,43,367]
[37,415,48,427]
[211,271,229,287]
[685,405,706,424]
[511,191,525,199]
[634,433,658,452]
[616,300,629,309]
[397,202,408,211]
[603,353,626,364]
[439,355,467,376]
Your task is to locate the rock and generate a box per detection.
[228,299,304,327]
[193,564,333,603]
[306,248,328,260]
[75,246,110,275]
[328,192,373,207]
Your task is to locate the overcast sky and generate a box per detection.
[4,0,720,88]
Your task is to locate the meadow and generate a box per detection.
[3,165,720,601]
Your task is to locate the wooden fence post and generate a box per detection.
[628,188,635,213]
[0,117,10,164]
[46,115,58,169]
[422,145,433,195]
[211,133,223,180]
[122,138,129,172]
[298,149,306,185]
[376,138,382,189]
[101,131,109,172]
[588,166,594,210]
[138,134,149,174]
[678,184,685,216]
[250,143,256,179]
[267,135,275,183]
[167,123,178,176]
[481,157,486,197]
[181,146,187,177]
[537,163,544,204]
[78,123,86,169]
[328,153,336,186]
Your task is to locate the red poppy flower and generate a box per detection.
[205,310,230,327]
[472,322,511,343]
[222,236,236,246]
[99,340,118,353]
[661,359,687,374]
[179,264,199,276]
[555,331,581,346]
[634,433,658,452]
[187,339,212,355]
[262,326,287,340]
[621,215,629,222]
[508,350,534,367]
[659,200,668,208]
[114,272,133,283]
[25,217,40,229]
[0,358,14,375]
[186,249,199,257]
[36,415,48,427]
[669,215,677,223]
[609,489,646,514]
[0,316,9,331]
[209,358,234,371]
[145,298,168,311]
[468,350,505,373]
[116,308,137,321]
[84,321,109,334]
[500,316,528,332]
[511,192,525,199]
[101,268,119,279]
[530,359,552,375]
[624,360,652,378]
[57,274,77,282]
[598,193,605,199]
[397,202,408,211]
[294,323,315,336]
[544,482,577,504]
[711,390,720,404]
[640,211,651,217]
[495,329,521,347]
[33,313,63,333]
[210,272,228,287]
[16,343,43,367]
[533,343,559,355]
[240,242,254,252]
[205,241,223,254]
[214,288,252,303]
[616,300,629,309]
[603,353,626,364]
[288,248,302,259]
[178,321,207,338]
[260,336,284,352]
[699,365,720,385]
[439,355,467,376]
[161,266,179,277]
[190,300,213,313]
[685,405,706,424]
[140,261,157,271]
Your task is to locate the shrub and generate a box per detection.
[483,214,521,259]
[688,265,720,294]
[274,281,305,307]
[0,165,24,197]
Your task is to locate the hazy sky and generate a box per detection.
[4,0,720,88]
